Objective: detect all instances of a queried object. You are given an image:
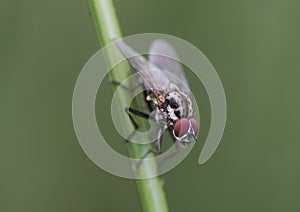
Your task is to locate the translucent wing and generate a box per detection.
[114,39,171,91]
[148,39,190,94]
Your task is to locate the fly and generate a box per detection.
[114,39,199,158]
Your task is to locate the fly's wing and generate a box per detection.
[114,39,170,91]
[149,39,190,94]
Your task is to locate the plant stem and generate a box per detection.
[88,0,169,211]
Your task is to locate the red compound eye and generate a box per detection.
[173,118,190,138]
[190,118,199,136]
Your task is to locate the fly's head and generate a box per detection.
[165,91,198,143]
[173,118,198,144]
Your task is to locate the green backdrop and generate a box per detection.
[1,0,299,211]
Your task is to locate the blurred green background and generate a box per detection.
[1,0,300,211]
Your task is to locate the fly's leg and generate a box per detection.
[110,80,151,144]
[126,106,150,119]
[135,126,164,169]
[156,129,182,171]
[157,141,181,173]
[124,106,150,142]
[123,107,166,171]
[110,79,150,110]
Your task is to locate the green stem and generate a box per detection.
[88,0,169,211]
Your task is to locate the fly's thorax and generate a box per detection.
[148,108,168,126]
[165,90,193,122]
[145,86,194,128]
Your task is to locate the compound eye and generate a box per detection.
[173,118,190,138]
[190,118,199,136]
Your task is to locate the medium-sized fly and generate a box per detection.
[114,39,199,157]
